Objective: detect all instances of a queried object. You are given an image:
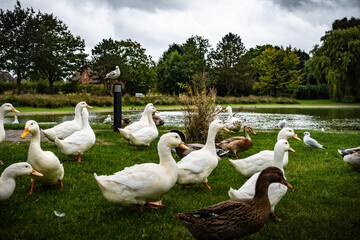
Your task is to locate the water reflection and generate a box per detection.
[3,107,360,131]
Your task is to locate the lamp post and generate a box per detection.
[113,83,122,132]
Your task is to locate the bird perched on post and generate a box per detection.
[105,66,120,79]
[303,132,326,150]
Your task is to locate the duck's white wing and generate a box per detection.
[110,163,160,190]
[177,152,210,173]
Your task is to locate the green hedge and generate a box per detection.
[295,84,329,99]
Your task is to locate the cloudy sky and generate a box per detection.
[1,0,359,61]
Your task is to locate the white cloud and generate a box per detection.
[1,0,359,60]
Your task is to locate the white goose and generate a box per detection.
[42,101,92,141]
[228,139,294,221]
[55,108,96,162]
[176,119,230,190]
[223,106,241,132]
[119,103,153,140]
[0,103,20,143]
[229,128,300,177]
[0,162,43,201]
[128,105,158,147]
[20,120,64,194]
[94,132,189,212]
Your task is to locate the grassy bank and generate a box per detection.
[0,125,360,239]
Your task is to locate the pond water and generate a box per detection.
[4,107,360,131]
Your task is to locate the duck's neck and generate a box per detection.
[81,113,91,130]
[273,148,286,170]
[254,179,271,200]
[74,105,83,123]
[158,144,177,174]
[140,109,149,123]
[203,125,217,151]
[29,130,42,150]
[147,111,156,128]
[244,128,250,139]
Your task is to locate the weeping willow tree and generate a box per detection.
[307,18,360,102]
[181,73,217,143]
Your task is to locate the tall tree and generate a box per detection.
[209,32,248,96]
[252,46,303,97]
[30,12,86,93]
[308,22,360,102]
[0,1,35,92]
[91,38,156,95]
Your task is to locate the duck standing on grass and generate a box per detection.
[55,108,96,163]
[42,101,92,141]
[303,132,327,150]
[94,132,189,213]
[176,120,230,190]
[0,162,43,201]
[172,166,293,240]
[21,120,64,194]
[119,103,154,140]
[217,125,256,159]
[338,146,360,168]
[0,103,20,144]
[228,139,294,221]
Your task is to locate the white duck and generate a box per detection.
[42,101,92,141]
[229,128,300,177]
[128,105,158,147]
[338,146,360,168]
[12,115,19,124]
[20,120,64,194]
[228,139,294,221]
[0,162,43,201]
[55,108,96,162]
[119,103,153,140]
[223,106,241,132]
[0,103,20,143]
[94,132,189,212]
[176,119,230,190]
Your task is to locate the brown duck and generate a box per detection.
[172,166,292,240]
[170,129,229,159]
[217,125,256,159]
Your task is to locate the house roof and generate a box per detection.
[0,71,16,83]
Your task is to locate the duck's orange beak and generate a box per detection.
[178,142,190,150]
[249,128,256,135]
[288,147,295,153]
[292,134,301,141]
[20,128,30,138]
[86,105,92,109]
[12,108,20,113]
[281,179,293,188]
[31,169,43,177]
[0,160,3,166]
[222,127,230,132]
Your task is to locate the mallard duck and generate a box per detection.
[276,119,287,128]
[338,146,360,168]
[55,108,96,162]
[94,132,189,212]
[128,105,158,147]
[172,166,292,240]
[119,103,153,140]
[176,120,230,190]
[0,103,20,144]
[228,139,294,221]
[42,101,92,141]
[20,120,64,194]
[303,132,326,150]
[170,129,229,159]
[224,106,242,132]
[0,162,43,201]
[152,113,165,126]
[229,128,300,177]
[217,125,256,159]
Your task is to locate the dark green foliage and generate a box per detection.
[295,84,329,99]
[0,126,359,239]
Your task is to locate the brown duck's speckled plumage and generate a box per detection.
[172,166,290,240]
[217,125,256,158]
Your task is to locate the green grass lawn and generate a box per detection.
[0,125,360,239]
